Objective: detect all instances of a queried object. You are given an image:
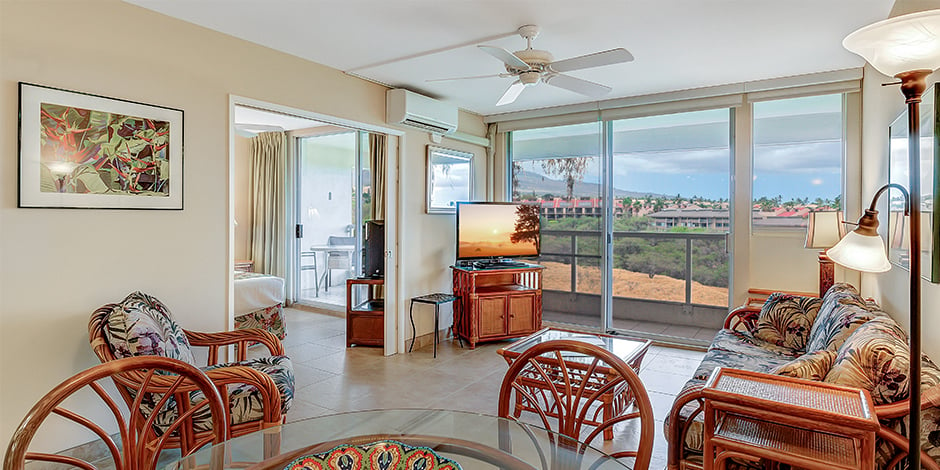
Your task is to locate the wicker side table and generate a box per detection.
[701,367,879,470]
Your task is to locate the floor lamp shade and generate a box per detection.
[843,9,940,77]
[826,230,892,273]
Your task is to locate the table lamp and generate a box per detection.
[804,211,846,296]
[839,7,940,467]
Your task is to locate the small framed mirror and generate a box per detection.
[427,145,472,214]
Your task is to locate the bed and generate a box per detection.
[234,271,286,340]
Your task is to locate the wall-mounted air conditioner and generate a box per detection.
[386,89,458,135]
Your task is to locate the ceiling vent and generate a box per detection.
[387,89,458,135]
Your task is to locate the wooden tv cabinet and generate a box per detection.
[451,264,543,349]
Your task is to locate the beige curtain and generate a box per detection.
[369,133,386,220]
[248,131,286,277]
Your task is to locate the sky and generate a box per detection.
[511,94,844,202]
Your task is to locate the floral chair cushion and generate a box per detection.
[770,349,836,381]
[750,293,822,352]
[804,283,881,354]
[146,355,295,434]
[102,291,196,365]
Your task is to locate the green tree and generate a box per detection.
[541,157,589,200]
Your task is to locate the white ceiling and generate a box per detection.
[127,0,892,117]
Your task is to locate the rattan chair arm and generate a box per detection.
[723,305,760,331]
[185,328,285,363]
[877,425,940,470]
[667,384,705,470]
[203,365,284,425]
[874,385,940,420]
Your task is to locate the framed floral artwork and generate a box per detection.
[18,82,183,209]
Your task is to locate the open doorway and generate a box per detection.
[231,100,398,356]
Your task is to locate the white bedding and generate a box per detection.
[234,272,285,316]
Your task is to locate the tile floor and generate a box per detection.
[274,307,706,470]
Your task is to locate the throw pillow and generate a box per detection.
[103,291,196,365]
[824,316,909,404]
[804,283,880,353]
[751,293,822,352]
[771,349,836,381]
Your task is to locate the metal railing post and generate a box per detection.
[570,234,578,293]
[685,237,693,305]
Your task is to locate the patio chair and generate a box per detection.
[498,339,654,470]
[89,291,293,454]
[4,356,227,470]
[323,235,356,291]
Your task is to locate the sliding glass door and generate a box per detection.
[508,110,731,337]
[294,131,368,309]
[609,109,731,336]
[510,122,605,329]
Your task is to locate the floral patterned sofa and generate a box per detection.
[666,283,940,470]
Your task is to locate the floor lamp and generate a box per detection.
[837,8,940,469]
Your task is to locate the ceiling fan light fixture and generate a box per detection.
[520,71,541,85]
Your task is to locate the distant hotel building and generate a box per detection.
[523,197,813,229]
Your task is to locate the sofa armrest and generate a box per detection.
[724,305,760,332]
[874,384,940,419]
[876,425,940,470]
[666,384,706,470]
[185,328,285,365]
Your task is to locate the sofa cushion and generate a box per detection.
[751,293,822,352]
[771,349,836,381]
[103,291,196,365]
[145,355,295,434]
[673,329,794,454]
[804,283,881,354]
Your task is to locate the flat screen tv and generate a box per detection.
[456,202,540,261]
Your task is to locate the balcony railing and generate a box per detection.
[539,229,729,307]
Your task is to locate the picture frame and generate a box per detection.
[18,82,184,209]
[426,145,472,214]
[887,83,939,282]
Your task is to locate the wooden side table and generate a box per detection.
[702,367,879,470]
[345,278,384,347]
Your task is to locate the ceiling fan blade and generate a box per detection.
[478,45,530,70]
[426,73,506,83]
[496,81,527,106]
[549,48,634,73]
[543,74,612,97]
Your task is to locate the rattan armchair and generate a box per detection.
[88,291,293,455]
[498,339,655,470]
[4,356,227,470]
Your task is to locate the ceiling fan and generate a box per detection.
[429,25,634,106]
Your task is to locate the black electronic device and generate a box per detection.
[364,220,385,278]
[456,201,540,263]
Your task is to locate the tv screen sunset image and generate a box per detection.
[458,203,540,259]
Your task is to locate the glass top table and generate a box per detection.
[497,328,651,369]
[162,409,632,470]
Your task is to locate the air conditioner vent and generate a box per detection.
[387,89,458,135]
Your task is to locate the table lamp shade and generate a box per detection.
[843,9,940,77]
[827,230,892,273]
[805,211,846,249]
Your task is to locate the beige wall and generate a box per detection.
[859,64,940,361]
[398,110,488,345]
[0,0,485,452]
[234,135,252,260]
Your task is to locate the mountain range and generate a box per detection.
[513,171,670,199]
